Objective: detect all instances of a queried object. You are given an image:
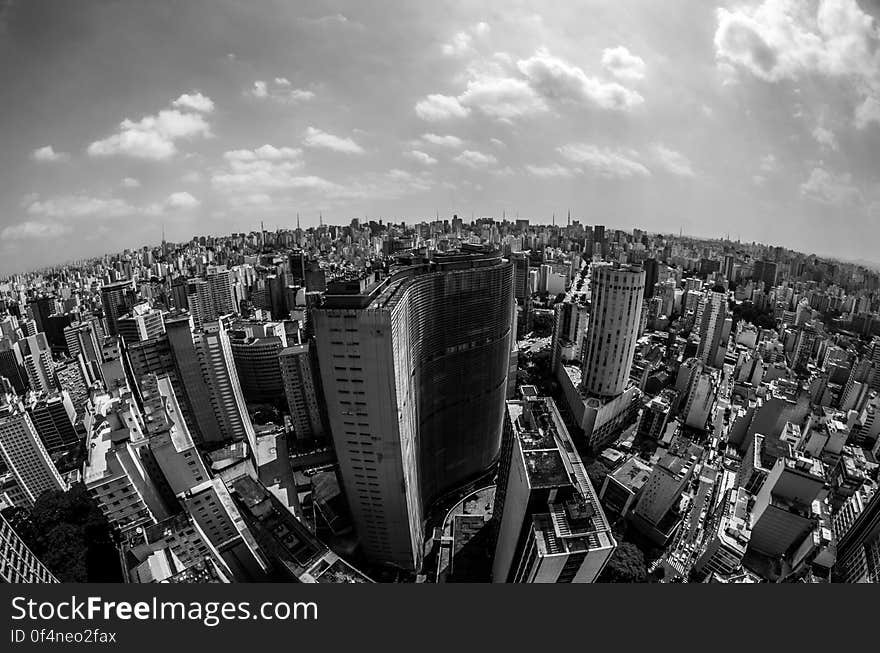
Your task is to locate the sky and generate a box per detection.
[1,0,880,275]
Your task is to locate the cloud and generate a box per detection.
[453,149,497,168]
[415,94,470,121]
[303,127,364,154]
[601,46,646,81]
[31,145,70,162]
[24,194,139,220]
[404,150,438,165]
[855,96,880,128]
[87,96,213,160]
[172,92,214,113]
[812,125,839,150]
[121,177,141,188]
[164,191,200,210]
[517,48,644,111]
[525,163,578,178]
[0,221,71,240]
[441,22,490,57]
[247,79,315,103]
[421,133,464,148]
[650,144,695,177]
[714,1,880,126]
[557,144,650,179]
[458,73,546,120]
[211,144,336,193]
[800,167,861,205]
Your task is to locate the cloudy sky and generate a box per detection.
[1,0,879,274]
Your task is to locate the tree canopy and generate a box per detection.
[598,542,648,583]
[4,483,122,582]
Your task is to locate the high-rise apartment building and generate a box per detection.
[0,511,58,583]
[0,400,67,506]
[581,263,645,398]
[278,343,325,442]
[492,396,616,583]
[695,291,729,368]
[100,278,136,336]
[25,391,79,452]
[313,250,513,570]
[116,303,166,346]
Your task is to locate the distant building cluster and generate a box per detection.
[0,215,879,583]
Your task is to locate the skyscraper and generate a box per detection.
[0,511,58,583]
[313,250,514,570]
[100,278,136,336]
[25,391,79,453]
[492,395,616,583]
[278,343,325,442]
[581,263,645,398]
[0,400,67,506]
[695,291,729,368]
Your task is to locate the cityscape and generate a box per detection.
[1,1,880,586]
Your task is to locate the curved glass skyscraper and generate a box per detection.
[314,250,514,571]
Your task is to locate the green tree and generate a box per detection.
[585,460,609,492]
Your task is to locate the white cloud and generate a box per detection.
[759,154,778,173]
[442,32,473,57]
[24,194,139,220]
[812,126,839,150]
[459,72,546,120]
[517,48,644,111]
[121,177,141,188]
[800,167,861,205]
[247,79,315,103]
[557,143,650,179]
[525,163,578,178]
[164,191,201,210]
[87,98,212,160]
[31,145,70,162]
[303,127,364,154]
[0,221,71,240]
[415,94,470,121]
[855,96,880,128]
[404,150,438,165]
[212,144,336,194]
[172,92,214,113]
[601,46,646,81]
[714,1,880,126]
[650,144,695,177]
[421,133,464,148]
[453,149,497,168]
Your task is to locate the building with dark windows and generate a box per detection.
[313,249,514,571]
[0,511,58,583]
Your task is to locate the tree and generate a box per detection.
[598,542,648,583]
[585,460,609,492]
[4,483,121,582]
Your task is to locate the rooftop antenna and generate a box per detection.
[319,212,323,227]
[552,212,556,226]
[567,210,571,227]
[296,212,301,230]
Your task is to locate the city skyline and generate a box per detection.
[2,0,880,275]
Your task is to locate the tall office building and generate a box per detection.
[194,317,257,450]
[116,304,166,346]
[313,250,513,570]
[835,485,880,583]
[279,343,325,442]
[64,320,103,364]
[752,260,778,291]
[0,400,67,506]
[581,263,645,398]
[17,333,55,394]
[228,323,286,405]
[100,278,136,336]
[695,291,729,368]
[25,391,79,452]
[0,511,58,583]
[0,338,27,394]
[492,396,616,583]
